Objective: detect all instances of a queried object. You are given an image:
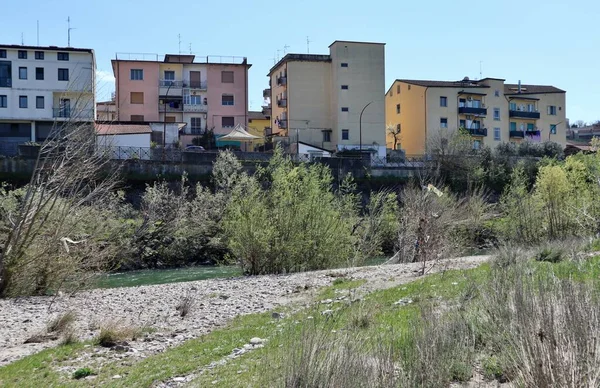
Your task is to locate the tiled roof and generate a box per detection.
[248,111,268,120]
[504,84,565,94]
[96,124,151,135]
[395,79,488,88]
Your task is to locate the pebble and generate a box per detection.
[249,337,264,345]
[112,375,122,379]
[173,377,186,382]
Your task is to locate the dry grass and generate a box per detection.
[47,310,76,334]
[176,292,195,318]
[94,322,149,347]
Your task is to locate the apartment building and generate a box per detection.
[266,41,386,156]
[96,99,116,121]
[385,77,566,154]
[111,54,250,147]
[0,44,95,148]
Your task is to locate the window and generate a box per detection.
[191,117,202,130]
[323,131,331,142]
[19,95,27,108]
[527,123,535,131]
[130,69,143,80]
[494,127,501,141]
[222,94,234,106]
[35,67,44,80]
[494,90,500,97]
[440,118,448,128]
[18,50,27,59]
[0,95,6,108]
[440,96,447,107]
[390,90,393,97]
[341,85,348,90]
[221,71,234,83]
[396,123,401,131]
[510,122,517,131]
[58,68,69,81]
[527,103,535,112]
[494,108,500,120]
[547,105,557,115]
[397,84,401,94]
[130,92,144,104]
[0,50,5,58]
[164,70,175,80]
[165,116,176,123]
[35,51,44,60]
[57,52,69,61]
[222,116,235,127]
[342,129,349,140]
[408,85,411,90]
[550,124,557,134]
[0,62,12,87]
[473,140,481,150]
[340,63,348,68]
[190,95,202,105]
[396,104,400,114]
[18,67,27,80]
[130,115,144,121]
[36,96,44,109]
[509,102,517,111]
[341,107,349,112]
[460,119,466,128]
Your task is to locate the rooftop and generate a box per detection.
[269,53,331,75]
[0,44,93,53]
[96,123,151,135]
[248,111,269,120]
[395,79,488,89]
[328,40,386,48]
[390,78,565,95]
[504,84,565,95]
[113,53,250,66]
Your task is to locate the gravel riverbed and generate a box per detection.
[0,256,489,367]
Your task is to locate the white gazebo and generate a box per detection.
[219,124,261,151]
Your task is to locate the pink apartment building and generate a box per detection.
[111,53,250,146]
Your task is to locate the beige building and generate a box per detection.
[96,100,116,121]
[385,77,567,155]
[267,41,386,157]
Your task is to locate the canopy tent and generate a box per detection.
[218,124,261,151]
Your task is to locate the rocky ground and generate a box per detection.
[0,256,489,369]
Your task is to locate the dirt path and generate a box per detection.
[0,255,490,367]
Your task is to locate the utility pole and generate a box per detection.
[37,21,39,46]
[67,17,75,47]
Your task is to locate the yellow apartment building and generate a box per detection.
[384,78,567,155]
[266,41,387,157]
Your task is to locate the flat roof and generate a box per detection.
[268,53,331,75]
[328,40,386,47]
[0,44,93,53]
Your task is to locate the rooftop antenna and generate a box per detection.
[189,43,192,54]
[67,17,75,47]
[21,33,24,46]
[37,20,39,46]
[178,34,181,54]
[283,44,290,54]
[272,52,277,65]
[306,36,311,54]
[479,61,483,80]
[277,49,281,61]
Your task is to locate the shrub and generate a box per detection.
[47,311,76,334]
[72,367,95,380]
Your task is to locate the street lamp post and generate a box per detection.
[359,101,373,155]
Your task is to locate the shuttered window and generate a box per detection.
[221,71,234,83]
[130,115,144,121]
[222,117,235,127]
[130,92,144,104]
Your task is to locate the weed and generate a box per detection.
[72,367,95,380]
[94,323,142,347]
[47,310,76,334]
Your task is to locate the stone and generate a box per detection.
[173,377,186,382]
[249,337,263,345]
[321,299,333,304]
[322,309,334,316]
[112,375,122,379]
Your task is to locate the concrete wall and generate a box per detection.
[97,133,151,148]
[113,60,160,121]
[330,42,386,156]
[270,62,288,136]
[206,63,248,135]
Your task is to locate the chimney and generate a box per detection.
[518,80,522,93]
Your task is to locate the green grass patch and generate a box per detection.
[317,278,366,300]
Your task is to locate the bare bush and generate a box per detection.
[176,292,195,318]
[95,322,145,347]
[47,310,76,334]
[0,119,121,296]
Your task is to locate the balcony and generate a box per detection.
[158,103,183,112]
[52,108,94,120]
[183,103,207,113]
[184,80,207,90]
[509,131,525,139]
[263,88,270,98]
[458,106,487,115]
[468,127,488,137]
[526,130,541,137]
[277,76,287,86]
[277,98,287,107]
[188,128,206,135]
[159,80,183,96]
[509,110,540,119]
[278,119,287,129]
[0,77,11,88]
[159,80,184,88]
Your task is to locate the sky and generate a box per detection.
[2,0,599,123]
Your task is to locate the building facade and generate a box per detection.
[111,54,250,147]
[0,44,95,149]
[96,99,116,121]
[385,78,567,155]
[266,41,386,157]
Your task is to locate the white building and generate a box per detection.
[0,44,95,150]
[267,41,386,157]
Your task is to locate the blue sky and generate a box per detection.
[2,0,598,123]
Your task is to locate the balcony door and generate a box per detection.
[60,98,71,118]
[190,71,201,88]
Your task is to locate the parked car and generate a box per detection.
[185,145,205,152]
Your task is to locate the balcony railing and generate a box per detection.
[278,119,287,129]
[277,76,287,86]
[184,80,207,89]
[52,109,94,119]
[458,106,487,115]
[0,77,11,87]
[159,104,183,112]
[526,130,541,136]
[159,80,184,88]
[509,110,540,119]
[468,127,488,136]
[183,104,208,112]
[509,130,525,138]
[277,98,287,107]
[188,128,205,135]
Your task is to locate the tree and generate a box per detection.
[387,123,402,150]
